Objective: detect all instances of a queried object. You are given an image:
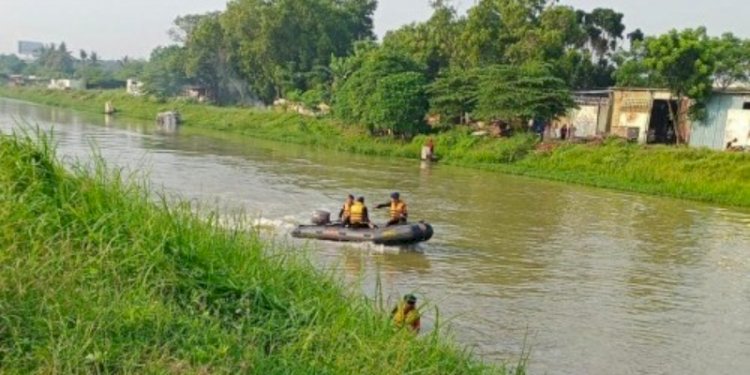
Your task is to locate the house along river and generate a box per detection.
[1,97,749,375]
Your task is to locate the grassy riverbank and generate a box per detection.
[0,133,512,373]
[2,87,750,208]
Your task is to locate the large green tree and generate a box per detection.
[365,72,428,136]
[712,33,750,89]
[474,63,574,126]
[382,1,462,78]
[644,28,716,142]
[427,68,478,124]
[220,0,376,103]
[142,46,189,98]
[333,48,427,135]
[184,14,249,104]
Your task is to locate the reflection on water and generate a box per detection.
[2,97,750,375]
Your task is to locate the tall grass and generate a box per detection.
[0,132,513,374]
[2,87,750,208]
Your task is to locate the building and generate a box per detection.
[48,79,86,90]
[609,88,689,144]
[690,90,750,150]
[552,90,611,139]
[126,78,144,96]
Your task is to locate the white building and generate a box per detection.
[126,79,144,96]
[48,79,86,90]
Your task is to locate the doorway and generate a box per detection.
[648,100,678,144]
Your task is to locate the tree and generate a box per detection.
[114,57,147,81]
[474,62,574,126]
[382,1,462,78]
[0,54,27,75]
[613,38,661,87]
[577,8,625,59]
[642,28,716,141]
[184,14,248,103]
[712,33,750,89]
[30,42,75,77]
[333,48,427,135]
[365,72,428,136]
[220,0,377,103]
[169,12,221,43]
[458,0,509,67]
[142,45,188,97]
[427,68,478,124]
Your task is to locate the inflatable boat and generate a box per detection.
[291,211,434,245]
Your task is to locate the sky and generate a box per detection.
[1,0,749,60]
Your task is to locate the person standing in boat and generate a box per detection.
[338,194,354,224]
[377,192,408,226]
[348,196,375,228]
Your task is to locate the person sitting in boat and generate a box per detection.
[391,294,421,333]
[376,192,408,226]
[347,196,375,228]
[338,194,354,223]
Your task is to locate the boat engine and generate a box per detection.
[311,210,331,225]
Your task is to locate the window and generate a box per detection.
[743,102,750,110]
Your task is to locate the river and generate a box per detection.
[1,97,749,375]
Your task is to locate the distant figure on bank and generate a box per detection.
[377,192,408,226]
[392,294,421,333]
[347,196,375,228]
[560,124,569,140]
[339,194,354,223]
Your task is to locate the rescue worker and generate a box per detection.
[339,194,355,224]
[391,294,421,333]
[376,192,408,226]
[348,196,374,228]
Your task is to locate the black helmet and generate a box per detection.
[404,294,417,304]
[391,192,400,199]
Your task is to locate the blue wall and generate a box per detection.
[691,93,750,150]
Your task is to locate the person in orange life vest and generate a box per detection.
[376,192,408,227]
[348,196,375,228]
[339,194,355,224]
[391,294,421,332]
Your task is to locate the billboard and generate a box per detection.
[18,41,44,56]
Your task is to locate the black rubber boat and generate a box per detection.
[291,211,434,245]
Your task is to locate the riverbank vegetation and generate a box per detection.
[0,132,518,374]
[2,86,750,208]
[4,1,750,135]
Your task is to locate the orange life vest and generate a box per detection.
[342,201,352,218]
[390,200,407,220]
[392,302,420,331]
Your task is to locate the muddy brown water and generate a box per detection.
[2,98,749,374]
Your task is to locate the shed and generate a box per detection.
[690,90,750,150]
[551,90,611,139]
[610,87,688,144]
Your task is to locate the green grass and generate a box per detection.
[0,132,518,374]
[2,86,750,208]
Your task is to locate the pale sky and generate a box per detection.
[1,0,748,60]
